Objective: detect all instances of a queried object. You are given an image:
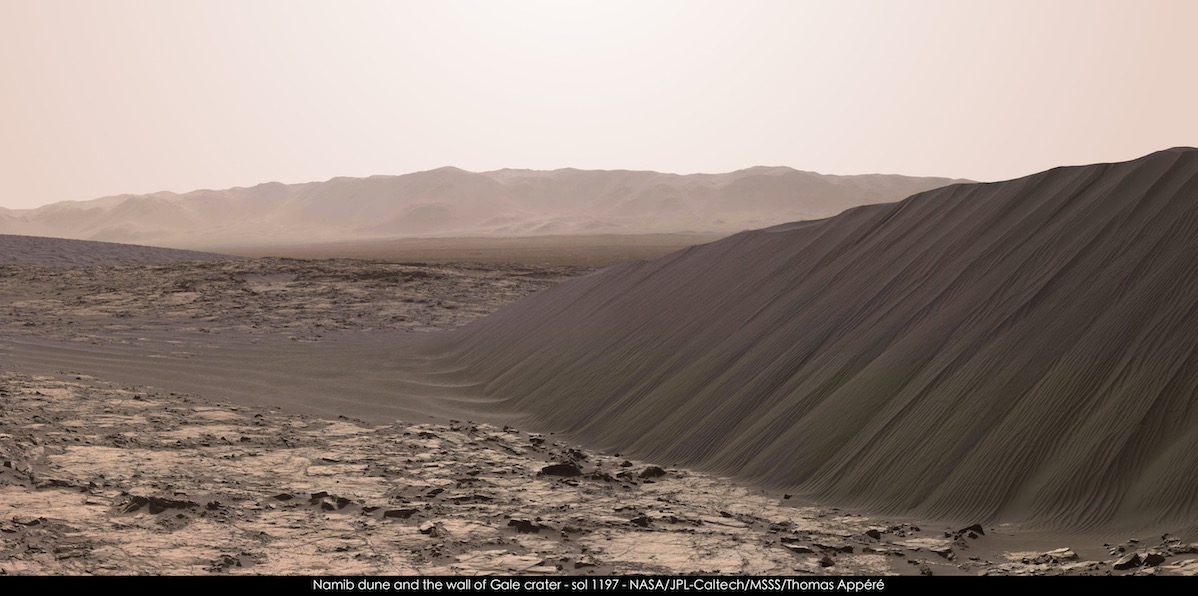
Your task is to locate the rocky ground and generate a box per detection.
[3,258,1198,576]
[3,372,1197,576]
[0,258,593,344]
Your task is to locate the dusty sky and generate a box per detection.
[2,0,1196,209]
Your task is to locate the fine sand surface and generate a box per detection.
[411,147,1198,534]
[0,234,229,267]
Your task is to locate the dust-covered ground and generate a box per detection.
[2,257,1197,576]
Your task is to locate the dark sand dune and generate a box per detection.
[0,234,230,267]
[421,147,1198,532]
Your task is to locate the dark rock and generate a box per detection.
[629,514,653,527]
[639,466,666,479]
[210,554,243,572]
[865,529,882,540]
[272,493,293,501]
[814,542,853,554]
[1113,553,1142,570]
[620,461,633,468]
[958,524,985,537]
[818,555,834,568]
[508,519,543,534]
[538,462,582,477]
[1143,552,1167,567]
[122,496,197,514]
[383,508,420,519]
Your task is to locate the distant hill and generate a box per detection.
[0,168,966,249]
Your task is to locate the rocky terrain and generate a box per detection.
[1,258,593,344]
[3,254,1198,575]
[2,372,1197,576]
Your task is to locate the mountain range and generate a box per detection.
[0,167,965,249]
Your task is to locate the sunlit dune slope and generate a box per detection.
[424,147,1198,530]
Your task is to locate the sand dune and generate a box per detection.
[0,234,230,267]
[3,168,964,249]
[419,147,1198,532]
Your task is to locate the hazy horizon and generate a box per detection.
[3,0,1197,209]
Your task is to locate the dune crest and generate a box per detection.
[422,147,1198,531]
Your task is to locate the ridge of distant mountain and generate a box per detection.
[1,167,967,249]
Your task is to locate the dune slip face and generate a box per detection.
[422,148,1198,533]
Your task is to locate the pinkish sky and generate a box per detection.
[2,0,1196,209]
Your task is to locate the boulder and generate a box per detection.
[538,462,582,477]
[1113,553,1142,570]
